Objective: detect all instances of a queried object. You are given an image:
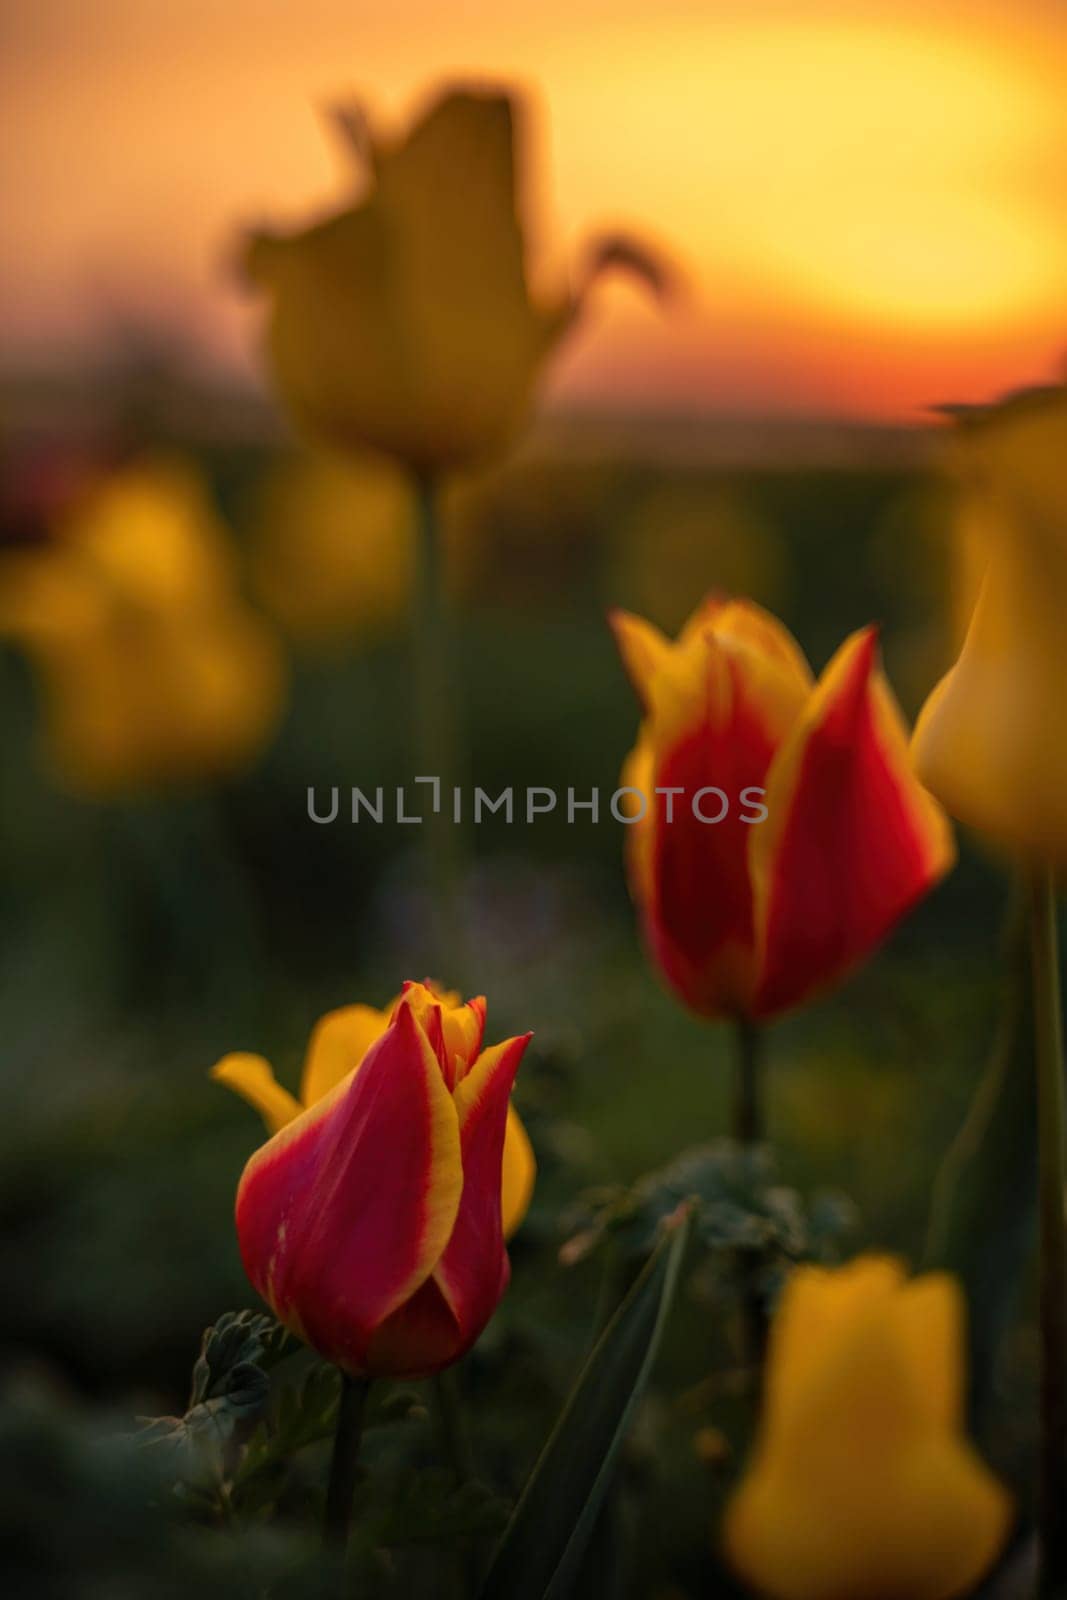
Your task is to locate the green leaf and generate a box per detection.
[479,1210,690,1600]
[924,883,1037,1432]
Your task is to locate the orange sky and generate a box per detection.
[2,0,1065,422]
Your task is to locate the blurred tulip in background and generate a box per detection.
[0,458,284,795]
[243,86,663,477]
[723,1256,1013,1600]
[913,385,1067,864]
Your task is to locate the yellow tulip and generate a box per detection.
[213,983,536,1241]
[912,384,1067,861]
[243,86,662,475]
[723,1257,1013,1600]
[0,459,284,794]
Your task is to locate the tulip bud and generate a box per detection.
[611,597,954,1020]
[216,983,532,1378]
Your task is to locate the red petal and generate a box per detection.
[751,628,955,1018]
[646,643,787,1015]
[432,1033,531,1344]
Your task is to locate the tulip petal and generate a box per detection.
[501,1103,537,1240]
[234,1000,462,1371]
[764,1258,906,1437]
[894,1273,964,1430]
[751,627,955,1018]
[211,1053,301,1135]
[433,1034,532,1337]
[299,1002,390,1107]
[686,597,814,698]
[608,609,673,712]
[643,625,805,1015]
[442,994,487,1083]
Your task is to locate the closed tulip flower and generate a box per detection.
[243,86,663,476]
[912,385,1067,862]
[723,1257,1013,1600]
[213,983,533,1377]
[611,598,954,1020]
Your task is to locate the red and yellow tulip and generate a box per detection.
[611,597,954,1020]
[723,1257,1013,1600]
[213,983,534,1378]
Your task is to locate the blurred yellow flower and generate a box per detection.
[607,483,786,634]
[723,1257,1012,1600]
[912,385,1067,861]
[213,983,536,1240]
[0,459,284,794]
[244,85,663,476]
[249,450,416,647]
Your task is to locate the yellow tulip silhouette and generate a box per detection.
[913,385,1067,861]
[723,1258,1012,1600]
[244,85,666,475]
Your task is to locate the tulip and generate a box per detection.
[723,1257,1013,1600]
[912,384,1067,863]
[611,597,954,1022]
[0,459,284,794]
[912,385,1067,1589]
[243,86,665,477]
[242,89,562,476]
[214,983,533,1377]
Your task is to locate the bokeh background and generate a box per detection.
[2,1,1065,1595]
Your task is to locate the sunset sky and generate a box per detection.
[3,0,1065,422]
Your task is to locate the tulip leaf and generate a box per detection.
[562,1139,856,1290]
[924,884,1038,1432]
[479,1211,690,1600]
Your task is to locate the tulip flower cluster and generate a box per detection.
[215,983,533,1377]
[191,71,1048,1600]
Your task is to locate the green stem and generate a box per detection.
[412,473,465,976]
[732,1015,763,1146]
[732,1017,768,1382]
[323,1374,370,1550]
[1028,867,1067,1593]
[433,1366,475,1485]
[434,1366,480,1596]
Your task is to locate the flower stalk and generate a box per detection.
[433,1367,475,1486]
[1028,865,1067,1592]
[732,1015,763,1147]
[324,1374,371,1549]
[412,473,465,971]
[732,1016,768,1379]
